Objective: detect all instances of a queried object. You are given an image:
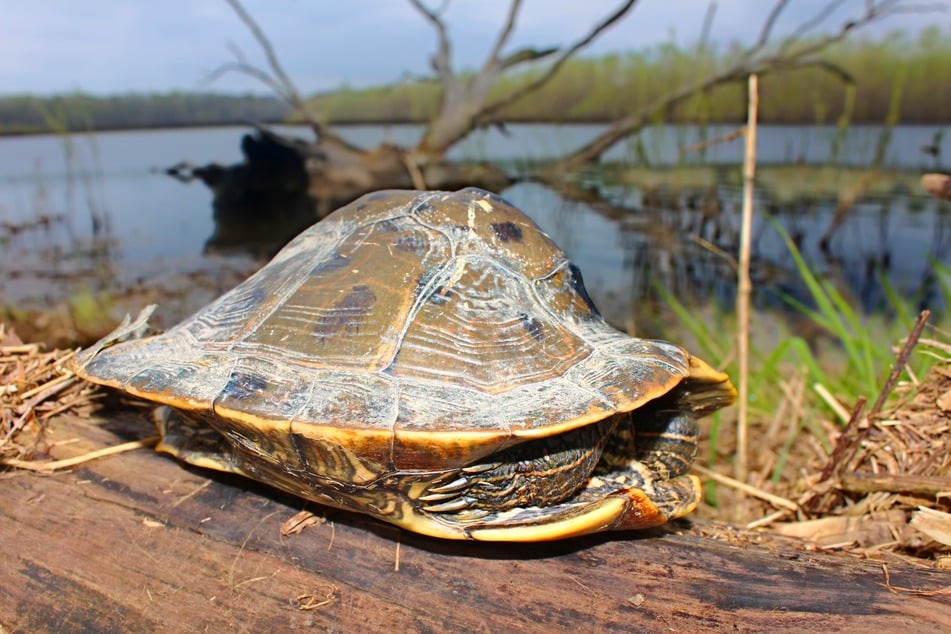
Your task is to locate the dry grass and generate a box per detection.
[696,323,951,566]
[0,323,98,462]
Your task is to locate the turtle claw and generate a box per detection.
[426,476,469,494]
[421,497,471,513]
[418,490,461,502]
[462,462,501,474]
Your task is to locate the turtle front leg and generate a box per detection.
[631,403,699,480]
[419,416,618,514]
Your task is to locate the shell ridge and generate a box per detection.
[287,372,318,430]
[210,355,242,414]
[409,204,460,260]
[382,255,458,372]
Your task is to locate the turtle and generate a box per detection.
[73,187,735,542]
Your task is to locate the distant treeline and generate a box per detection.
[0,92,289,134]
[308,27,951,125]
[1,27,948,135]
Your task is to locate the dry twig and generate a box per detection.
[1,436,160,472]
[692,464,798,513]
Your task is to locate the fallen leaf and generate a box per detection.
[281,509,324,536]
[936,389,951,412]
[910,507,951,546]
[770,511,904,547]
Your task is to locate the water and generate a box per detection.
[0,123,949,330]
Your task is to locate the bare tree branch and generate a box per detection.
[785,0,845,44]
[206,60,292,103]
[408,0,454,81]
[221,0,309,116]
[476,0,639,123]
[753,0,791,52]
[214,0,358,151]
[485,0,523,71]
[546,0,928,172]
[410,0,639,157]
[498,47,560,71]
[698,2,718,53]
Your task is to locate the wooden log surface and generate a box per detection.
[1,412,949,633]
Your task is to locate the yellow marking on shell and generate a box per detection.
[467,496,628,542]
[474,199,493,213]
[467,202,476,229]
[446,257,468,288]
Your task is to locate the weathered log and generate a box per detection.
[170,129,511,257]
[1,412,949,632]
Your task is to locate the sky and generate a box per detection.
[1,0,948,96]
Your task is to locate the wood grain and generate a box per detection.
[2,412,949,633]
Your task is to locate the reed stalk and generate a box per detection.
[735,74,759,512]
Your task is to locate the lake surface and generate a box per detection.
[1,123,949,333]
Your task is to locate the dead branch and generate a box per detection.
[475,0,638,123]
[869,310,931,418]
[547,0,937,172]
[412,0,638,158]
[485,0,523,72]
[212,0,359,152]
[408,0,454,82]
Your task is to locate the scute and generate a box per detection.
[389,254,591,392]
[75,188,706,451]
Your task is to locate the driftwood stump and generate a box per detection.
[1,412,949,632]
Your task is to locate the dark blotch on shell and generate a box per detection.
[222,371,268,400]
[377,219,402,233]
[412,269,439,299]
[313,252,350,274]
[519,312,544,341]
[315,284,377,340]
[395,234,428,254]
[491,222,523,243]
[337,284,376,314]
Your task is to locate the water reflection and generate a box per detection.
[502,174,949,329]
[0,125,948,338]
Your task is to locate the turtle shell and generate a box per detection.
[75,188,721,477]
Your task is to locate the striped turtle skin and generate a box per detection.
[73,188,735,541]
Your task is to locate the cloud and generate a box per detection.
[0,0,945,95]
